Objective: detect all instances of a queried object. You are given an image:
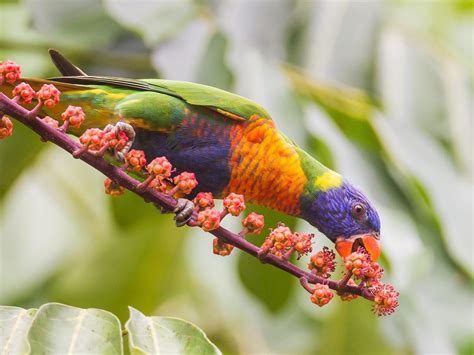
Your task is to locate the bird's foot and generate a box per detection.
[165,198,195,227]
[103,121,136,162]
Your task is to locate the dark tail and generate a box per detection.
[48,49,87,76]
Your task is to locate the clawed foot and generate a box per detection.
[168,198,195,227]
[104,121,135,161]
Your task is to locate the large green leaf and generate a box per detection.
[125,306,221,355]
[27,303,123,354]
[0,306,37,355]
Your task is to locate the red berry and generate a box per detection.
[212,238,234,256]
[0,60,21,84]
[223,192,246,216]
[0,116,13,139]
[37,84,61,108]
[104,178,125,196]
[308,247,336,278]
[197,209,221,232]
[310,284,333,307]
[173,172,198,194]
[193,192,215,210]
[12,82,35,104]
[79,128,104,151]
[146,156,172,178]
[124,149,147,172]
[241,212,265,234]
[371,283,399,316]
[42,116,59,128]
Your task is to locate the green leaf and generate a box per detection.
[0,306,37,355]
[237,205,297,313]
[125,306,221,355]
[316,300,397,355]
[0,123,45,199]
[104,0,198,46]
[27,303,123,355]
[197,32,234,90]
[24,0,122,48]
[283,65,382,152]
[43,215,188,322]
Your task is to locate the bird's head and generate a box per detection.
[301,174,381,261]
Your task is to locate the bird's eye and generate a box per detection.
[351,203,365,219]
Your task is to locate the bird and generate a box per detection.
[2,49,381,261]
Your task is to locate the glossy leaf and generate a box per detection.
[0,306,37,355]
[27,303,123,354]
[126,306,221,355]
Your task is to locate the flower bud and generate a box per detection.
[173,172,198,194]
[146,156,172,178]
[241,212,265,234]
[223,192,246,216]
[343,248,370,279]
[339,279,359,301]
[61,105,85,129]
[0,116,13,139]
[193,192,215,211]
[124,149,147,172]
[79,128,104,151]
[308,247,336,278]
[12,82,35,104]
[310,283,333,307]
[37,84,61,108]
[197,209,221,232]
[0,60,21,84]
[213,238,234,256]
[42,116,59,128]
[104,178,125,196]
[293,233,314,258]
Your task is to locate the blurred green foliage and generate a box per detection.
[1,0,472,354]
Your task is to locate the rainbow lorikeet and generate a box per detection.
[3,50,381,260]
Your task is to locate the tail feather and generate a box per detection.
[48,49,87,76]
[1,78,119,134]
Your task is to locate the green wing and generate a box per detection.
[50,76,271,121]
[143,79,271,120]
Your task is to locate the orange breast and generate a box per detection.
[223,116,307,216]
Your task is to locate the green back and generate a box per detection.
[50,76,272,122]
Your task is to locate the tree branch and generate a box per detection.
[0,91,374,301]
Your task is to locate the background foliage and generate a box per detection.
[1,0,472,354]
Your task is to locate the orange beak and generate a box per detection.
[335,234,381,261]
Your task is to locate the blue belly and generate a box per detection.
[132,128,232,198]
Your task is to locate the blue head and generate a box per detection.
[301,180,381,260]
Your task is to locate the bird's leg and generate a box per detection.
[103,121,136,162]
[159,198,195,227]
